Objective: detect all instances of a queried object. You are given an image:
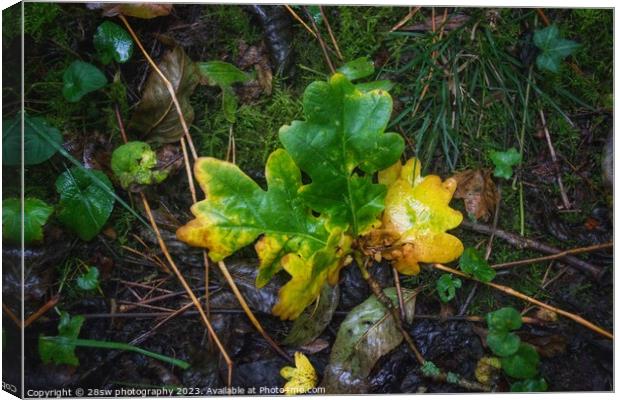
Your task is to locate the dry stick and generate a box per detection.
[140,193,234,386]
[431,263,613,340]
[392,267,406,321]
[539,110,571,209]
[536,8,551,26]
[357,259,490,392]
[319,6,344,60]
[118,15,198,161]
[23,296,60,328]
[460,220,604,280]
[492,242,613,269]
[217,261,292,363]
[389,6,422,32]
[304,6,335,74]
[284,5,317,38]
[2,303,22,328]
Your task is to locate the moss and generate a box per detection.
[24,2,62,42]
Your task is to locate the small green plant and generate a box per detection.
[489,148,522,179]
[62,61,108,102]
[196,61,250,123]
[2,113,62,166]
[76,266,100,291]
[111,141,169,190]
[533,25,580,73]
[459,247,496,282]
[93,21,134,64]
[2,197,53,244]
[485,307,547,391]
[39,312,189,369]
[436,274,462,303]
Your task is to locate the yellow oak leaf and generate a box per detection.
[377,158,464,275]
[280,352,318,395]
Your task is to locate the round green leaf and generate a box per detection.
[337,57,375,81]
[459,247,496,282]
[502,344,540,379]
[93,21,134,64]
[487,330,520,357]
[510,377,548,392]
[436,273,462,303]
[62,61,107,102]
[2,197,54,244]
[196,61,250,87]
[486,307,523,332]
[489,148,521,180]
[111,141,168,190]
[55,167,115,241]
[77,266,100,291]
[3,113,63,166]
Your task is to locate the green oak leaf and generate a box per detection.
[459,247,496,282]
[279,73,404,235]
[111,141,168,190]
[487,330,521,357]
[56,167,115,241]
[93,21,134,64]
[502,343,540,379]
[486,307,523,332]
[510,377,548,392]
[62,61,107,102]
[176,149,352,320]
[2,197,54,244]
[3,113,63,166]
[533,25,580,73]
[436,273,462,303]
[39,312,84,366]
[77,266,100,291]
[489,148,521,179]
[337,57,375,81]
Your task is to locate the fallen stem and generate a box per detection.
[492,242,613,269]
[24,296,59,328]
[41,336,190,370]
[431,263,613,340]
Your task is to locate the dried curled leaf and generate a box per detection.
[128,46,199,144]
[176,149,352,320]
[374,158,464,275]
[451,169,498,221]
[279,73,404,235]
[90,3,172,19]
[280,352,318,395]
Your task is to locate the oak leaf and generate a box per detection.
[451,169,498,221]
[280,352,318,395]
[374,158,464,275]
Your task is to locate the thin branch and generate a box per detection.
[23,295,59,328]
[539,110,571,209]
[319,6,344,60]
[492,242,612,269]
[389,6,422,32]
[304,6,335,73]
[431,263,613,340]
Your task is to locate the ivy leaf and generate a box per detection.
[128,46,200,143]
[62,61,107,102]
[510,377,548,392]
[337,57,375,81]
[501,343,540,379]
[321,288,419,393]
[39,312,84,367]
[279,73,404,235]
[2,197,54,244]
[486,307,523,333]
[459,247,496,282]
[176,149,352,320]
[489,148,521,179]
[56,167,115,241]
[93,21,134,64]
[436,273,461,303]
[375,157,464,275]
[487,330,521,357]
[111,141,169,191]
[533,25,580,73]
[3,113,63,166]
[76,266,100,291]
[280,352,318,395]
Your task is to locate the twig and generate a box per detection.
[389,6,422,32]
[304,6,335,73]
[536,8,551,26]
[2,303,22,328]
[284,5,317,39]
[319,6,344,60]
[539,110,571,209]
[392,267,406,321]
[517,65,534,235]
[431,263,613,340]
[492,242,612,269]
[23,296,60,328]
[114,104,128,143]
[460,220,604,280]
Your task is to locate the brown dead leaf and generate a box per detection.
[451,169,498,221]
[128,46,199,144]
[236,41,273,98]
[534,307,558,322]
[520,333,567,358]
[299,338,330,354]
[89,3,173,19]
